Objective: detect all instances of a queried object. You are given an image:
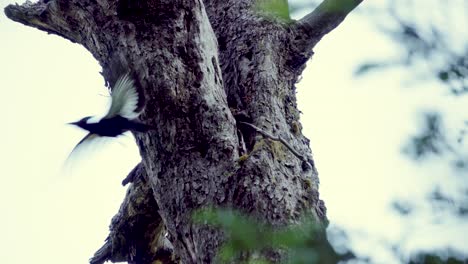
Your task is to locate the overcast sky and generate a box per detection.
[1,0,467,263]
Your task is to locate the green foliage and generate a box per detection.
[254,0,291,22]
[192,208,340,263]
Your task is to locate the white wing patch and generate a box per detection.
[64,133,101,167]
[64,133,114,172]
[105,74,140,119]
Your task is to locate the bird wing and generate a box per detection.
[65,133,101,163]
[105,73,140,119]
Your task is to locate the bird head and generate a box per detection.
[68,116,92,129]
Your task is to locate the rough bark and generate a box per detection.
[5,0,363,263]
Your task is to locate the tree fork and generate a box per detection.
[5,0,363,263]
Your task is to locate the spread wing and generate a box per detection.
[64,133,113,171]
[104,74,140,119]
[66,133,100,163]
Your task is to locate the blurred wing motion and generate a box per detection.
[66,73,147,168]
[105,73,140,119]
[66,133,100,162]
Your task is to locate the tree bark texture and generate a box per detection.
[5,0,363,263]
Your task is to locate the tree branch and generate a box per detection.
[299,0,364,45]
[288,0,364,68]
[4,1,82,43]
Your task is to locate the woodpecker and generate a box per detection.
[68,73,152,157]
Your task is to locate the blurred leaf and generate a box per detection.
[453,159,467,170]
[403,112,468,170]
[404,113,444,159]
[392,200,413,215]
[429,188,454,205]
[354,62,387,76]
[425,187,468,218]
[457,205,468,216]
[409,251,468,264]
[193,208,343,263]
[438,71,449,82]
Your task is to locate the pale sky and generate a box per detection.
[1,0,467,263]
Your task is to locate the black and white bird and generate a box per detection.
[68,73,152,158]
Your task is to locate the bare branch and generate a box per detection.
[4,1,82,43]
[290,0,364,65]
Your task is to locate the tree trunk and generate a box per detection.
[5,0,362,263]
